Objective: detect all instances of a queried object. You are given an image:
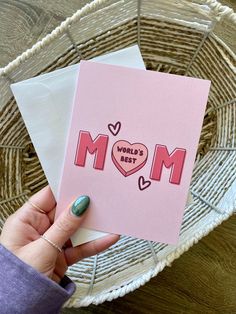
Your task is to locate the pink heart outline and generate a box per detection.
[111,140,148,177]
[108,121,121,136]
[138,176,151,191]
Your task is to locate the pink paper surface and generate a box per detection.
[56,60,210,244]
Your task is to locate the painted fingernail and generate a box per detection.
[71,196,90,217]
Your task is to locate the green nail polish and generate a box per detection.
[71,196,90,217]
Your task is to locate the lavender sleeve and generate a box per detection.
[0,244,76,314]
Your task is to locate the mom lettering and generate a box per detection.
[74,131,186,185]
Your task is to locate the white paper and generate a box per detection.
[11,45,146,246]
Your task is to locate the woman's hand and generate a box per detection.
[0,186,119,283]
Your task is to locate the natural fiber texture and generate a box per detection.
[0,0,235,308]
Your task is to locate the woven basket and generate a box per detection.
[0,0,235,308]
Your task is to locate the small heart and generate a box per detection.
[108,121,121,136]
[112,140,148,177]
[138,176,151,191]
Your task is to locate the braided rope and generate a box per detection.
[0,0,110,77]
[0,0,235,78]
[70,206,234,307]
[198,0,236,22]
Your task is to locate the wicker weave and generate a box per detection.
[0,0,235,308]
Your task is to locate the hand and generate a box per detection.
[0,186,119,283]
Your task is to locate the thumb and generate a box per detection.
[43,196,90,249]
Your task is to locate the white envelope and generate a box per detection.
[11,45,146,246]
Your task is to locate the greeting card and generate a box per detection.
[56,61,210,244]
[11,45,145,245]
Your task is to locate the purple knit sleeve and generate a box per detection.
[0,244,76,314]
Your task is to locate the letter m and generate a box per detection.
[74,131,109,170]
[150,145,186,185]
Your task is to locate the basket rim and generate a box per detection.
[0,0,235,78]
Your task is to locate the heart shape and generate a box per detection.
[112,140,148,177]
[138,176,151,191]
[108,121,121,136]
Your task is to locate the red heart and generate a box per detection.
[112,140,148,177]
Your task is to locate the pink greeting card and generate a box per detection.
[56,60,210,245]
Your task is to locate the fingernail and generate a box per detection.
[71,196,90,217]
